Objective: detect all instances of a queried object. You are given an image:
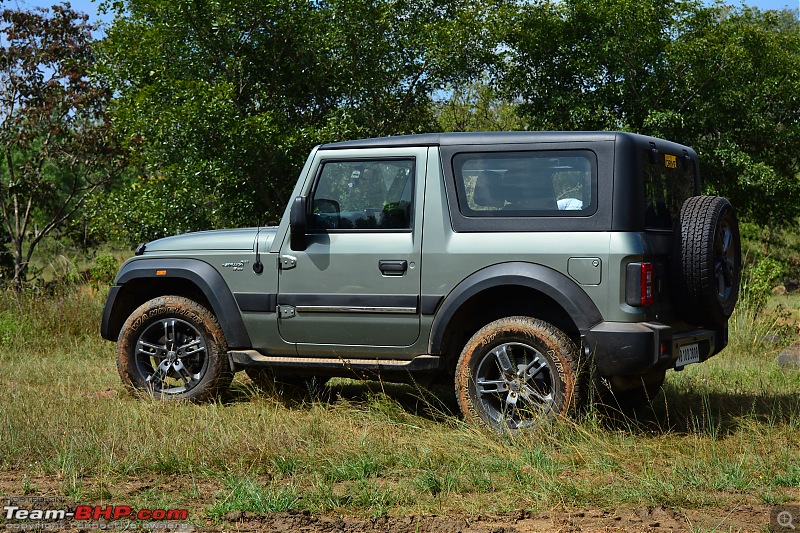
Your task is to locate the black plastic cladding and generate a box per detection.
[427,262,604,355]
[101,258,252,348]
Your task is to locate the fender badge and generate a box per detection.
[222,260,249,272]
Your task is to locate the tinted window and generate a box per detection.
[453,151,596,217]
[309,159,414,231]
[643,151,696,230]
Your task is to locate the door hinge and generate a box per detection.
[278,305,296,319]
[279,255,297,270]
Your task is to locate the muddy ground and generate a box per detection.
[202,505,772,533]
[0,470,787,533]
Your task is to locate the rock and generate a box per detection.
[777,344,800,369]
[772,285,788,295]
[224,510,244,521]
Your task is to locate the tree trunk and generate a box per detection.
[11,238,25,292]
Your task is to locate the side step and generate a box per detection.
[228,350,441,376]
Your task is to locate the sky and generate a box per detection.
[4,0,800,35]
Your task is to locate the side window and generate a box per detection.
[453,151,596,217]
[643,151,696,230]
[308,159,415,231]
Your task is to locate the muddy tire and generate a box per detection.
[455,316,580,433]
[116,296,232,401]
[673,196,741,327]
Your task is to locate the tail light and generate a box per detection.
[626,262,655,306]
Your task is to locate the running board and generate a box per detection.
[228,350,441,375]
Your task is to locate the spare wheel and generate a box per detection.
[672,195,741,328]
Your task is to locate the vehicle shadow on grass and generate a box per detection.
[226,376,461,423]
[597,383,800,437]
[225,374,798,435]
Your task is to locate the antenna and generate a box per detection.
[253,223,264,274]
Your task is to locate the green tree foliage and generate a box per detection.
[501,0,800,228]
[436,81,523,132]
[97,0,501,243]
[0,4,121,289]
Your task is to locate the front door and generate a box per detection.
[277,147,427,353]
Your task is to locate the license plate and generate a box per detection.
[676,343,700,367]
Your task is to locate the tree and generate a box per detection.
[96,0,503,243]
[0,3,120,289]
[669,6,800,230]
[500,0,800,228]
[436,81,523,132]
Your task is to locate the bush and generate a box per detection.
[90,253,119,285]
[743,257,786,313]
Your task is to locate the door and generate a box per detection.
[277,147,427,352]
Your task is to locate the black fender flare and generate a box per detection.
[428,262,603,354]
[101,258,252,349]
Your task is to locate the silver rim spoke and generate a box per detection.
[715,224,735,300]
[138,340,165,354]
[521,383,552,405]
[135,318,208,395]
[146,359,171,385]
[177,339,203,356]
[475,341,555,429]
[476,378,508,397]
[523,354,546,380]
[721,227,732,253]
[492,344,515,374]
[164,320,176,344]
[171,359,199,385]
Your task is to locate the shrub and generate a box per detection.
[90,253,119,285]
[743,257,786,314]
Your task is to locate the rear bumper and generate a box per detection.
[584,321,726,376]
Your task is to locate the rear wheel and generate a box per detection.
[455,316,580,433]
[116,296,232,401]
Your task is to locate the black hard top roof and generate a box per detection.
[319,131,674,150]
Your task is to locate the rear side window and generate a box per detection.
[453,151,597,217]
[643,151,696,230]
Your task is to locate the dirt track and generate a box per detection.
[200,505,770,532]
[0,470,782,533]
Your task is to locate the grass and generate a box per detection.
[0,284,798,526]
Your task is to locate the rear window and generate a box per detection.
[643,151,697,230]
[453,151,597,217]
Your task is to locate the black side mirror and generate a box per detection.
[290,196,308,251]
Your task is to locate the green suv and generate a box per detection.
[101,132,741,432]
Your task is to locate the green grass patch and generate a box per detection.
[0,288,798,520]
[207,475,299,519]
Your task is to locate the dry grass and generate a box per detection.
[0,286,798,523]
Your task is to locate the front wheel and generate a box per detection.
[455,317,580,433]
[116,296,232,401]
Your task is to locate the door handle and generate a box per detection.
[379,260,407,276]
